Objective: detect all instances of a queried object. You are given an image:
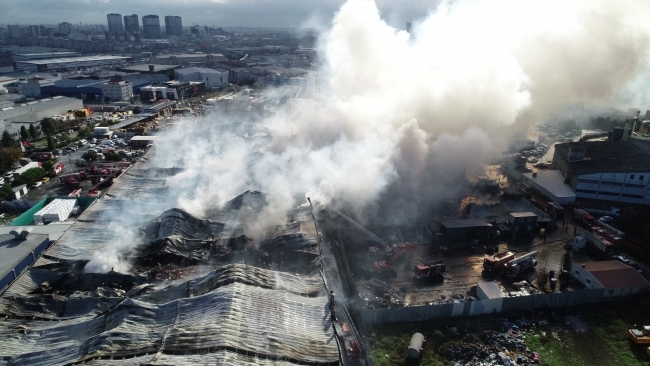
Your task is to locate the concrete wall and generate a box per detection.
[359,288,607,324]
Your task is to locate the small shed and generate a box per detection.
[11,185,28,200]
[477,281,505,300]
[440,219,494,241]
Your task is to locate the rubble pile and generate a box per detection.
[134,264,188,281]
[359,279,405,309]
[437,317,544,366]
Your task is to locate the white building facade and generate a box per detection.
[174,67,227,89]
[101,80,133,101]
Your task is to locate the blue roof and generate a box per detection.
[51,79,108,88]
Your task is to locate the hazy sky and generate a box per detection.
[0,0,437,29]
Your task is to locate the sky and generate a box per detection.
[0,0,437,29]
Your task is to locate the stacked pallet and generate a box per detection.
[33,199,78,224]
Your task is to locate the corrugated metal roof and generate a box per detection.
[0,233,49,282]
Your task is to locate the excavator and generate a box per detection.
[373,241,418,276]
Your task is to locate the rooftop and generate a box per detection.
[477,281,505,299]
[0,96,82,121]
[175,67,227,74]
[509,212,537,218]
[522,170,576,201]
[0,233,49,284]
[441,218,492,229]
[555,139,650,175]
[577,260,650,289]
[118,64,181,72]
[15,55,131,65]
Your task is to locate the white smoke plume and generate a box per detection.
[85,221,138,273]
[153,0,650,230]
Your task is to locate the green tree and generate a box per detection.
[0,147,23,172]
[0,185,13,200]
[11,167,45,187]
[1,131,15,148]
[20,126,30,141]
[46,134,55,151]
[40,118,55,134]
[105,152,123,162]
[42,159,58,172]
[82,151,98,162]
[28,124,37,138]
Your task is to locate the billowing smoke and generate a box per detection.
[154,0,650,231]
[85,222,138,273]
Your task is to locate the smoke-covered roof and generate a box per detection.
[0,147,337,365]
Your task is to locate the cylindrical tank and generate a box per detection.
[549,270,555,279]
[408,333,424,359]
[550,278,557,290]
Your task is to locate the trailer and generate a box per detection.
[583,206,620,217]
[573,208,595,224]
[575,226,614,254]
[502,251,538,279]
[483,251,515,272]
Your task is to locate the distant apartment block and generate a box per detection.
[123,14,140,33]
[142,15,161,38]
[58,22,72,35]
[107,13,125,39]
[164,16,183,37]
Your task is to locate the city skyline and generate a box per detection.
[0,0,434,29]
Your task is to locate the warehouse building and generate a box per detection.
[174,67,228,88]
[152,53,226,66]
[522,170,577,205]
[553,140,650,205]
[0,96,83,136]
[14,55,134,72]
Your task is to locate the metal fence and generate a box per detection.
[359,288,608,324]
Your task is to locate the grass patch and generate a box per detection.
[524,331,590,366]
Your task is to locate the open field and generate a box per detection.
[365,294,650,366]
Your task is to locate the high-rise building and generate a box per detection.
[142,15,161,38]
[123,14,139,33]
[29,25,41,38]
[59,22,72,35]
[164,16,183,37]
[7,25,21,39]
[106,13,124,39]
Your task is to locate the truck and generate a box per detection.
[483,251,515,272]
[573,208,595,224]
[413,260,449,280]
[502,251,538,279]
[575,226,614,254]
[628,326,650,345]
[48,162,64,177]
[583,205,620,217]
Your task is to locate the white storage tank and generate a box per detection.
[407,332,424,359]
[572,236,586,252]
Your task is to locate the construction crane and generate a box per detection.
[332,208,387,246]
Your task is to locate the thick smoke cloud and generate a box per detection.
[154,0,650,232]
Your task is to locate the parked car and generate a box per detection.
[614,255,629,264]
[90,138,97,144]
[30,181,42,188]
[598,216,614,223]
[41,177,50,183]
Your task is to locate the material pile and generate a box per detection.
[33,199,77,224]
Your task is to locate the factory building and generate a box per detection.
[12,52,81,61]
[14,55,133,72]
[18,75,60,98]
[553,140,650,205]
[0,96,83,136]
[522,170,577,205]
[174,67,228,88]
[152,53,226,66]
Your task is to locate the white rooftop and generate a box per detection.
[523,170,577,202]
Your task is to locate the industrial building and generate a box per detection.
[553,140,650,205]
[0,232,50,294]
[228,68,252,83]
[41,78,149,100]
[152,53,226,66]
[14,55,134,72]
[174,67,228,88]
[18,75,60,98]
[143,15,162,38]
[12,51,81,61]
[571,261,650,297]
[164,15,183,37]
[0,142,340,365]
[507,212,538,234]
[440,219,495,242]
[522,170,577,205]
[0,96,83,136]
